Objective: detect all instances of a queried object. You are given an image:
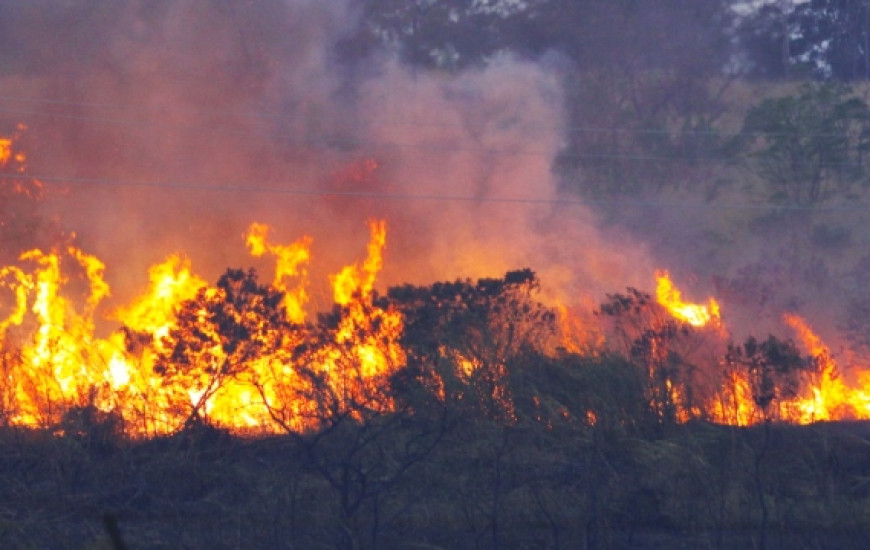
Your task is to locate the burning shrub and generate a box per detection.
[597,287,720,426]
[154,267,292,428]
[724,335,811,421]
[383,268,556,423]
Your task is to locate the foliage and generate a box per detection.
[154,268,291,425]
[725,335,811,417]
[790,0,870,80]
[509,350,650,435]
[6,419,870,548]
[738,0,870,81]
[384,268,556,422]
[345,0,514,70]
[597,288,714,427]
[741,82,870,205]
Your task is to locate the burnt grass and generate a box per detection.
[2,417,870,549]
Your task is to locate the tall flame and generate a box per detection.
[245,223,311,324]
[783,313,870,422]
[331,219,386,305]
[655,270,720,327]
[11,117,870,436]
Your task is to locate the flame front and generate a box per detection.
[9,118,870,436]
[0,215,404,436]
[783,313,870,422]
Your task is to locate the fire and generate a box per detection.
[655,270,720,327]
[2,247,112,426]
[1,125,43,203]
[709,370,757,426]
[331,219,386,305]
[0,124,26,171]
[783,313,870,423]
[555,301,604,355]
[9,119,870,436]
[0,218,404,436]
[0,137,11,166]
[245,223,311,324]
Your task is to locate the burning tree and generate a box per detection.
[724,335,811,423]
[383,268,557,423]
[597,287,718,427]
[153,267,293,429]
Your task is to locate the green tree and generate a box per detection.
[734,0,798,79]
[741,82,870,206]
[346,0,511,70]
[744,0,870,81]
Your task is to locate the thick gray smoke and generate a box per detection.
[0,0,654,312]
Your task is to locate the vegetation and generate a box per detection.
[8,1,870,548]
[0,268,863,549]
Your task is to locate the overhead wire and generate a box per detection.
[1,100,866,169]
[0,172,866,212]
[0,90,865,139]
[2,92,870,210]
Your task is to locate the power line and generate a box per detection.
[4,103,870,169]
[2,172,867,212]
[0,91,865,140]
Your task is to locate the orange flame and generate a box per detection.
[783,313,870,423]
[245,223,311,324]
[331,219,386,305]
[9,124,870,436]
[0,218,404,436]
[0,124,29,173]
[0,137,10,167]
[655,270,720,327]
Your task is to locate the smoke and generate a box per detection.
[0,0,654,314]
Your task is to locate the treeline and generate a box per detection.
[4,268,869,549]
[341,0,870,203]
[7,404,870,548]
[0,270,856,548]
[125,267,819,434]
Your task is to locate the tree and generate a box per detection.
[738,0,870,81]
[724,335,810,420]
[735,0,802,79]
[597,288,720,428]
[791,0,870,80]
[252,295,445,550]
[741,82,870,206]
[345,0,512,70]
[154,268,291,427]
[723,334,810,550]
[384,269,556,422]
[537,0,739,196]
